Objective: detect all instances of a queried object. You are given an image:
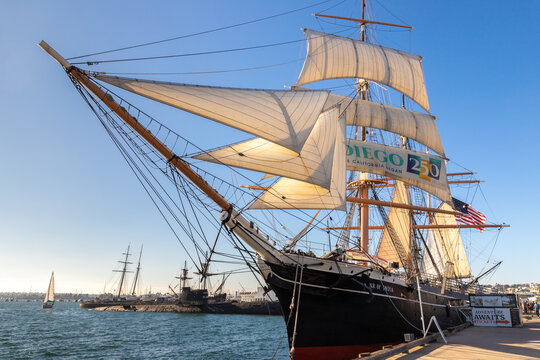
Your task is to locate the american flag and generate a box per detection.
[451,197,487,231]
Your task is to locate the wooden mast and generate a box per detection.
[113,245,131,299]
[314,5,415,256]
[347,197,461,215]
[358,0,370,256]
[313,14,413,29]
[315,8,374,254]
[130,245,143,296]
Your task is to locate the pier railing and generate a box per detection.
[414,273,497,296]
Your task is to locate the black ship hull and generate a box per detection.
[263,261,467,360]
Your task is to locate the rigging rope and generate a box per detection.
[73,28,352,65]
[90,78,334,235]
[97,58,303,76]
[271,264,300,360]
[72,78,205,272]
[289,263,305,359]
[371,187,410,276]
[379,279,423,332]
[67,0,336,60]
[73,39,304,65]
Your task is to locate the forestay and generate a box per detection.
[96,76,329,154]
[323,95,444,156]
[249,115,346,210]
[297,30,430,113]
[346,139,451,202]
[376,181,411,267]
[194,108,340,189]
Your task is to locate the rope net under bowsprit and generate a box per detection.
[68,74,279,290]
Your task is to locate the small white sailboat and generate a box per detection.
[42,272,55,309]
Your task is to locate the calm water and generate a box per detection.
[0,301,289,359]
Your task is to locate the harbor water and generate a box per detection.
[0,301,289,359]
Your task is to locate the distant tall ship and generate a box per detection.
[41,1,508,358]
[42,272,54,309]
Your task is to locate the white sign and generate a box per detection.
[472,308,512,327]
[469,294,517,308]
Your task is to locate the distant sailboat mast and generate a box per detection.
[130,245,143,296]
[113,245,132,299]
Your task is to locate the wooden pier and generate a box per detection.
[363,316,540,359]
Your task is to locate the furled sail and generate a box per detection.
[346,139,451,202]
[323,95,444,156]
[297,30,430,113]
[423,203,471,278]
[376,181,411,267]
[193,108,340,189]
[96,75,330,153]
[249,115,346,210]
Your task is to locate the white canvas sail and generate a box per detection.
[96,75,330,153]
[249,114,346,210]
[345,139,451,202]
[297,30,430,113]
[421,229,446,277]
[426,203,471,278]
[44,272,55,303]
[193,108,340,189]
[376,182,411,266]
[323,95,444,156]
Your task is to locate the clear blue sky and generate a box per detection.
[1,0,538,293]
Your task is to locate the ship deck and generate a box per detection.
[381,316,540,359]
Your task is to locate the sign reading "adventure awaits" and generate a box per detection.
[345,140,450,202]
[472,308,512,327]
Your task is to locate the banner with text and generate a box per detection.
[346,140,450,202]
[472,308,512,327]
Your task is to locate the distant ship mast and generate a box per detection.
[130,245,143,296]
[113,245,132,299]
[176,260,192,290]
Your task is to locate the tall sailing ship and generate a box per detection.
[40,2,507,359]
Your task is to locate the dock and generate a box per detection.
[384,316,540,359]
[82,300,282,315]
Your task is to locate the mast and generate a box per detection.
[313,7,419,258]
[176,261,192,289]
[401,94,415,273]
[113,245,132,299]
[130,245,143,296]
[215,273,230,294]
[358,0,371,255]
[318,1,370,254]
